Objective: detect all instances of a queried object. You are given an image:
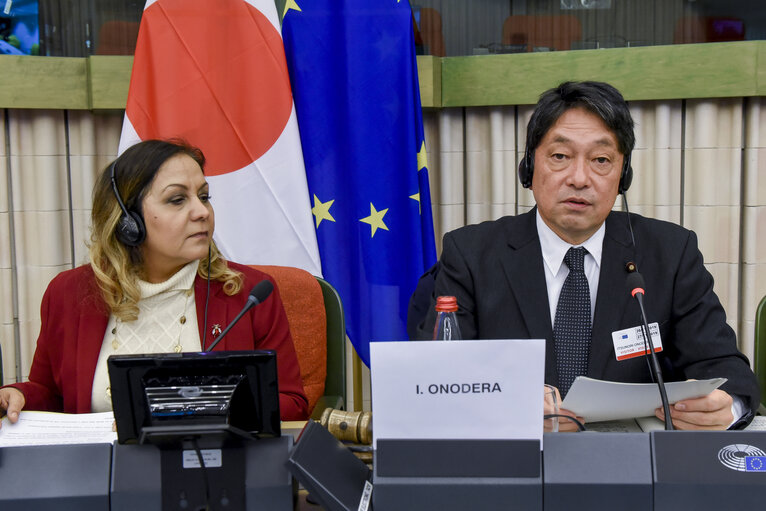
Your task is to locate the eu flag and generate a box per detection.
[282,0,437,365]
[746,456,766,472]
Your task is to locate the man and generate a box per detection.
[417,81,760,430]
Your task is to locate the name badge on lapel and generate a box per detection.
[612,323,663,361]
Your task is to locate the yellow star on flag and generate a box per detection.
[360,203,389,237]
[283,0,302,17]
[312,194,335,228]
[409,192,421,213]
[417,141,428,171]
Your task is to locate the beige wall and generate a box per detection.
[2,99,765,387]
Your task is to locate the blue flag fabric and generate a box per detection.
[282,0,437,365]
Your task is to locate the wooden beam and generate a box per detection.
[0,56,88,109]
[1,42,764,110]
[88,56,133,110]
[441,42,762,107]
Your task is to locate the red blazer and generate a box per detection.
[5,261,308,420]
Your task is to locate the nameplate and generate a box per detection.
[370,339,546,448]
[376,438,541,478]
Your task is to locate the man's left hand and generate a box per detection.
[654,389,733,430]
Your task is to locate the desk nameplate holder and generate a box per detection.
[0,443,112,511]
[543,432,652,511]
[652,430,766,511]
[373,438,542,511]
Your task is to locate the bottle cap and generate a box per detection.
[435,295,458,312]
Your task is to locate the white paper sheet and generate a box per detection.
[0,411,117,447]
[561,376,726,422]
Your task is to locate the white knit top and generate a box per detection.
[91,261,202,412]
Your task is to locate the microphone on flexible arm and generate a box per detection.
[204,280,274,352]
[626,271,674,431]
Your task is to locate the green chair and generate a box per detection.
[311,276,348,419]
[755,294,766,415]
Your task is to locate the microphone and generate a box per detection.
[626,272,674,431]
[204,280,274,352]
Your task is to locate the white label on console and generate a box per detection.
[182,449,223,468]
[357,480,373,511]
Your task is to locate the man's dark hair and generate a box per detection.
[525,81,635,158]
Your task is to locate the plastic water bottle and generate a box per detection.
[433,296,462,340]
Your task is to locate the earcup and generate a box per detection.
[618,164,633,194]
[115,210,146,247]
[518,151,533,189]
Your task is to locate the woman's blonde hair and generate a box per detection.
[89,139,242,321]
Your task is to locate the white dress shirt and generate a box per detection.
[536,211,604,326]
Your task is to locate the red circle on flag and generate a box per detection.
[126,0,293,176]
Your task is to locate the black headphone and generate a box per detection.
[518,147,633,194]
[110,161,146,247]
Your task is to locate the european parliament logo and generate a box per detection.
[718,444,766,472]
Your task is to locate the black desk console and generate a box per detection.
[0,437,293,511]
[0,443,112,510]
[1,431,765,510]
[371,431,766,511]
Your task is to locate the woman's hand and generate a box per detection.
[0,387,26,427]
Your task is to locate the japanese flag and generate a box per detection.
[118,0,321,275]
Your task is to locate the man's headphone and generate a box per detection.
[517,146,633,194]
[110,161,146,247]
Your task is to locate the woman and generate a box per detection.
[0,139,308,423]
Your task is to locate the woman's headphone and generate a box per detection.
[109,161,146,247]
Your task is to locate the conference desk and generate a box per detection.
[1,424,765,511]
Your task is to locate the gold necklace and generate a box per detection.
[110,287,194,354]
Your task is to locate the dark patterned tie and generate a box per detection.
[554,247,591,396]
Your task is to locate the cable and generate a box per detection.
[544,414,587,432]
[621,191,636,249]
[202,243,211,350]
[191,438,211,511]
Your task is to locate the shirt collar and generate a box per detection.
[536,210,605,277]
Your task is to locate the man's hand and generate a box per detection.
[557,408,585,432]
[546,385,585,432]
[655,389,733,430]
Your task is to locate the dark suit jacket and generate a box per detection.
[417,209,760,417]
[5,262,309,420]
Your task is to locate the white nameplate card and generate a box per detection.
[370,339,545,449]
[612,322,663,361]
